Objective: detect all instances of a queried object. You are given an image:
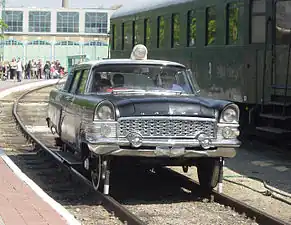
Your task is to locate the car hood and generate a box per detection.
[101,95,231,118]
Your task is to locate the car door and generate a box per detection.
[61,69,82,145]
[72,68,91,151]
[54,72,74,135]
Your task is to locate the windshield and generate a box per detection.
[88,64,198,95]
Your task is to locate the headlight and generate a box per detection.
[94,101,115,120]
[220,104,239,123]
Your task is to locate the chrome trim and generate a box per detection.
[87,137,241,147]
[117,116,217,139]
[87,144,237,158]
[93,100,115,121]
[118,116,216,122]
[219,103,240,123]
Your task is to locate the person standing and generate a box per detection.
[16,57,23,82]
[10,58,17,80]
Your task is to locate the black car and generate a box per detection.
[46,45,241,195]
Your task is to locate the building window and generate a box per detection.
[226,3,240,44]
[187,10,196,47]
[4,11,23,32]
[85,12,108,34]
[157,16,165,48]
[171,14,180,48]
[29,11,51,32]
[57,12,79,33]
[251,0,266,43]
[275,1,291,45]
[144,19,151,48]
[111,24,116,50]
[134,21,143,45]
[123,22,132,50]
[206,7,216,45]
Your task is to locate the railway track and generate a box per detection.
[0,83,288,225]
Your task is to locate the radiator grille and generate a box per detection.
[118,117,215,138]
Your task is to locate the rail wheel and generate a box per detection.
[91,155,104,192]
[196,158,220,192]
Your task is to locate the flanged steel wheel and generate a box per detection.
[91,156,103,191]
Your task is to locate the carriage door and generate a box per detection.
[272,0,291,96]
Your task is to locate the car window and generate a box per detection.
[70,70,82,93]
[76,69,90,94]
[61,70,74,92]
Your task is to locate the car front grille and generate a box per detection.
[118,117,216,138]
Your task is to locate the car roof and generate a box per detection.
[76,59,186,68]
[111,0,194,18]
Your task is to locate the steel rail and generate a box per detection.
[12,83,145,225]
[160,168,289,225]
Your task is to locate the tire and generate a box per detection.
[196,158,220,192]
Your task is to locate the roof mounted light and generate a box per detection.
[130,44,148,60]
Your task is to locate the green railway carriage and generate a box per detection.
[110,0,291,140]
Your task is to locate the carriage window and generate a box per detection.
[252,0,265,13]
[77,69,90,94]
[187,10,196,47]
[144,19,151,48]
[121,23,125,50]
[123,22,132,50]
[70,70,82,93]
[227,3,240,45]
[157,16,165,48]
[206,7,216,45]
[276,1,291,45]
[252,16,265,43]
[251,0,266,43]
[111,24,116,50]
[171,13,180,48]
[134,21,143,45]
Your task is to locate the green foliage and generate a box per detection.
[207,7,216,45]
[189,11,196,46]
[134,21,143,45]
[0,19,8,39]
[172,14,180,47]
[228,4,239,44]
[158,16,165,47]
[145,19,151,47]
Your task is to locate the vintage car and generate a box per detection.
[46,44,241,195]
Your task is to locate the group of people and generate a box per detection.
[0,58,66,81]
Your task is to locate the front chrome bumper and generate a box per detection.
[87,138,240,158]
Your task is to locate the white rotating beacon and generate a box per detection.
[130,44,148,60]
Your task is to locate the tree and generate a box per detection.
[0,19,8,39]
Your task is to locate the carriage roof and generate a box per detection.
[111,0,194,18]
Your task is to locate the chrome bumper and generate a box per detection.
[87,138,240,158]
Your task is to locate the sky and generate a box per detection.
[5,0,142,9]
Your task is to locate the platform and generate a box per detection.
[0,80,79,225]
[0,153,69,225]
[0,79,41,92]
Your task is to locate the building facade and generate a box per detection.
[0,7,114,69]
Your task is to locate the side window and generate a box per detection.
[206,6,216,45]
[187,10,197,47]
[62,72,74,92]
[77,69,90,94]
[226,3,241,45]
[111,24,116,50]
[144,19,151,48]
[157,16,165,48]
[171,13,180,48]
[70,70,82,93]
